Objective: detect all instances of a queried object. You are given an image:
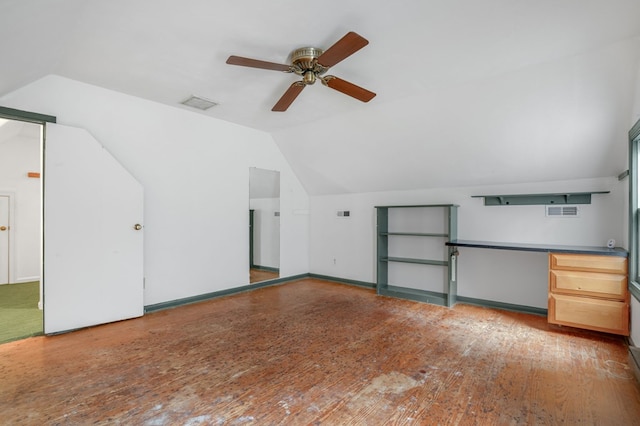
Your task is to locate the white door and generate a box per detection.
[44,123,144,334]
[0,195,9,285]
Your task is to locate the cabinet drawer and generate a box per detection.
[548,293,629,335]
[549,270,627,299]
[549,253,627,274]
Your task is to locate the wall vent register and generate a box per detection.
[546,205,578,217]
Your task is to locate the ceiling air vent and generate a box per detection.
[546,205,579,217]
[181,95,218,110]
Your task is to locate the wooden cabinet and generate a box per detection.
[548,253,629,336]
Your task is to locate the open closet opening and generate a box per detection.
[0,115,43,343]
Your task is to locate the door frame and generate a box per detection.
[249,209,255,269]
[0,191,16,284]
[0,106,56,125]
[0,106,56,324]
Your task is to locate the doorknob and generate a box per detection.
[0,226,6,231]
[133,224,142,230]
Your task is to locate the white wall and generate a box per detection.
[0,75,309,306]
[0,73,633,332]
[0,121,41,283]
[310,177,624,309]
[250,197,280,269]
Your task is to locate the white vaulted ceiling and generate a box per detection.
[2,0,640,194]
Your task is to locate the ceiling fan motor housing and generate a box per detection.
[290,47,327,84]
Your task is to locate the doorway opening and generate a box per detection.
[0,116,44,344]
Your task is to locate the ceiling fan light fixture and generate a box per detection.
[181,95,218,110]
[302,71,317,85]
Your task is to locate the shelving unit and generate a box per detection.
[376,204,458,307]
[471,191,609,206]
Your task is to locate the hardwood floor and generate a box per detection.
[1,278,639,424]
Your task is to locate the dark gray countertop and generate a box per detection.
[446,239,628,257]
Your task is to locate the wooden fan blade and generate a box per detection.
[272,83,306,111]
[226,55,291,72]
[323,76,376,102]
[317,32,369,68]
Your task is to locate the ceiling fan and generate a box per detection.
[226,31,376,111]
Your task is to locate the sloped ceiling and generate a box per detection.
[2,0,640,195]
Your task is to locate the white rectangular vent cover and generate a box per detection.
[546,205,579,217]
[181,95,218,110]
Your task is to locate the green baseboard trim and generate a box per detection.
[629,346,640,385]
[377,285,448,306]
[308,273,376,289]
[144,273,308,313]
[456,296,548,316]
[251,265,280,273]
[143,273,547,318]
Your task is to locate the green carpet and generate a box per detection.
[0,281,43,344]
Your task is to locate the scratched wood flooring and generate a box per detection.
[1,278,639,425]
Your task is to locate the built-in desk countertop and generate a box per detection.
[446,239,628,257]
